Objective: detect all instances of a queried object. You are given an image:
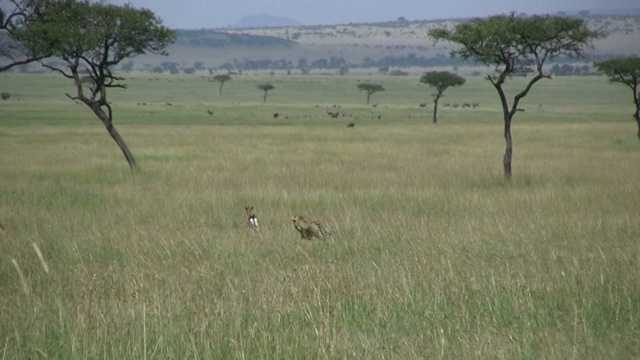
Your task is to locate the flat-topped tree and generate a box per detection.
[212,74,232,95]
[420,71,465,124]
[2,0,175,170]
[258,83,274,103]
[429,14,603,179]
[594,58,640,139]
[357,82,384,105]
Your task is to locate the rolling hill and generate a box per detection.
[7,13,640,75]
[155,14,640,73]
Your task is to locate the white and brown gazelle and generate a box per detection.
[245,206,260,231]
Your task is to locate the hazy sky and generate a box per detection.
[103,0,636,29]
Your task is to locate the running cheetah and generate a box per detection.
[292,215,329,240]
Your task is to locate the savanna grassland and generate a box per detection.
[0,73,639,359]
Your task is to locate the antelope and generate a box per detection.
[245,206,260,231]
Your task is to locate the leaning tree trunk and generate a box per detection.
[503,114,513,180]
[635,110,640,140]
[92,105,138,169]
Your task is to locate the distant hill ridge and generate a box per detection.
[108,10,639,73]
[174,11,639,54]
[234,13,301,28]
[580,7,640,16]
[219,8,640,32]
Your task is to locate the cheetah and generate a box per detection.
[292,215,329,240]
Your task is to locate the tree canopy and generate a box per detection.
[594,57,640,138]
[258,82,274,103]
[420,71,466,96]
[212,74,232,95]
[420,71,465,123]
[0,0,63,71]
[357,82,385,104]
[594,57,640,91]
[429,14,602,74]
[429,14,603,178]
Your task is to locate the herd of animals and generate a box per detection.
[204,101,482,128]
[245,206,330,240]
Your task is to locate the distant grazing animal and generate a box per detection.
[327,111,339,118]
[207,110,213,115]
[347,122,355,127]
[419,102,428,108]
[292,215,329,240]
[245,206,260,231]
[273,113,279,118]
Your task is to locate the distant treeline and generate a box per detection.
[211,55,605,74]
[213,53,472,72]
[174,30,296,48]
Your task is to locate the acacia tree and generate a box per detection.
[594,58,640,139]
[0,0,58,71]
[357,82,384,104]
[2,0,175,169]
[420,71,465,123]
[258,82,274,103]
[212,74,232,95]
[429,14,602,179]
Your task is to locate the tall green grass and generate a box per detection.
[0,74,638,358]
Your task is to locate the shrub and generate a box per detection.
[1,92,10,100]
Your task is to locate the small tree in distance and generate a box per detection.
[258,83,274,103]
[420,71,465,123]
[212,74,232,95]
[429,13,603,179]
[593,58,640,139]
[357,82,385,104]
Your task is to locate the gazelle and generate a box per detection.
[245,206,260,231]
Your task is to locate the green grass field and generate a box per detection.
[1,73,639,359]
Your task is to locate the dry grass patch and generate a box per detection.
[1,75,639,358]
[0,75,640,359]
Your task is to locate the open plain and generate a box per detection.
[0,73,639,358]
